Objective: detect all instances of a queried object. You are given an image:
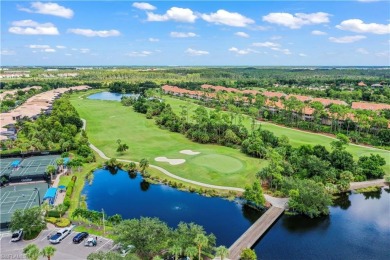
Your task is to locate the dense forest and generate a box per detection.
[2,67,389,103]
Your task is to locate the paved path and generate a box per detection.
[228,206,284,260]
[349,179,386,191]
[83,119,289,206]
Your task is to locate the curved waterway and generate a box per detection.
[82,169,390,259]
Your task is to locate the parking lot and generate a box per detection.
[0,228,115,259]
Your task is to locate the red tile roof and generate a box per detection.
[352,102,390,111]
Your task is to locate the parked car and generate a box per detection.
[49,227,72,244]
[72,232,88,244]
[11,229,23,242]
[84,237,97,247]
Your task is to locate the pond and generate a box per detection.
[87,92,139,101]
[83,169,390,259]
[82,168,262,247]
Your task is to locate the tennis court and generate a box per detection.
[1,155,59,182]
[0,182,48,227]
[0,157,21,177]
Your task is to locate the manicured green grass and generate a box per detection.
[163,95,390,174]
[70,93,265,188]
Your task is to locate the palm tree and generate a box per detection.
[169,245,182,260]
[139,158,149,174]
[194,234,208,260]
[46,165,56,183]
[128,162,137,172]
[56,158,64,172]
[215,245,229,260]
[23,244,40,260]
[185,246,198,260]
[41,245,56,260]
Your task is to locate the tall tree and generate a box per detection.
[194,234,208,260]
[41,246,56,260]
[139,158,149,174]
[215,245,229,260]
[23,244,40,260]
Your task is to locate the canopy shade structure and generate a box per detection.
[43,187,58,205]
[63,158,70,165]
[58,185,66,190]
[11,160,21,168]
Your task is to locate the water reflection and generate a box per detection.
[361,189,382,200]
[140,180,150,191]
[281,214,331,233]
[128,171,137,179]
[333,192,351,210]
[242,205,263,224]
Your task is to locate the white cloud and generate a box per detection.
[18,2,74,19]
[148,38,159,42]
[27,44,50,49]
[311,30,327,35]
[56,45,66,49]
[67,28,121,37]
[9,20,59,35]
[43,48,56,53]
[356,48,369,54]
[336,19,390,34]
[252,41,280,48]
[272,48,292,55]
[127,51,153,57]
[329,35,366,43]
[79,48,90,54]
[1,49,16,56]
[147,7,197,23]
[185,48,209,56]
[132,2,156,11]
[201,9,254,27]
[228,47,257,55]
[235,32,249,38]
[375,51,389,57]
[299,53,307,57]
[170,32,198,38]
[263,12,330,29]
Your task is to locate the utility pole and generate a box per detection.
[102,208,105,235]
[34,188,41,206]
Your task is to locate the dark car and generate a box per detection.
[72,232,88,244]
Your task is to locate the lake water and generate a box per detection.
[87,92,138,101]
[83,170,390,259]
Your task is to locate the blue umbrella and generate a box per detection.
[58,185,67,190]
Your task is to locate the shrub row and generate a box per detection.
[45,217,71,227]
[63,175,77,208]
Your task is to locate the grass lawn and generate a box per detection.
[163,95,390,174]
[69,93,264,188]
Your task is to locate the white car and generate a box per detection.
[49,227,72,244]
[11,229,23,242]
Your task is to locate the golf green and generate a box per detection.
[191,154,244,173]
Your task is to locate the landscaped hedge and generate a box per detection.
[45,217,71,227]
[63,176,77,208]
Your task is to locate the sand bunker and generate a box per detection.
[155,157,185,165]
[180,150,200,155]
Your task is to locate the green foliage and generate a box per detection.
[113,217,171,259]
[215,246,229,260]
[283,178,333,218]
[240,248,257,260]
[23,244,40,260]
[41,246,56,260]
[10,206,46,237]
[45,217,70,227]
[243,181,266,208]
[357,154,386,179]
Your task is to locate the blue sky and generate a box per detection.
[1,0,389,66]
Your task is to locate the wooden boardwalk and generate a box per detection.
[228,206,284,259]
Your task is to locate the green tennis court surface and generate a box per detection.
[0,158,20,176]
[0,155,59,182]
[0,182,48,227]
